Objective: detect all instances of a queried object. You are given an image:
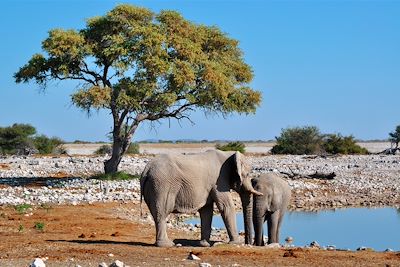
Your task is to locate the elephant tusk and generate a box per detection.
[250,189,263,196]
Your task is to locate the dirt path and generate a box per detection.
[0,202,399,267]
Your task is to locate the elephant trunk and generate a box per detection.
[240,190,253,245]
[242,178,263,196]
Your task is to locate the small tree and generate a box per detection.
[0,124,63,155]
[216,141,246,153]
[389,125,400,150]
[271,126,323,155]
[322,134,368,155]
[33,135,64,154]
[15,4,261,173]
[0,124,36,154]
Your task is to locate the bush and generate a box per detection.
[271,126,323,155]
[272,126,369,155]
[33,135,64,154]
[0,124,36,154]
[91,171,140,181]
[126,142,140,154]
[216,141,246,153]
[323,134,368,155]
[94,144,112,155]
[0,124,64,155]
[389,125,400,148]
[53,145,68,155]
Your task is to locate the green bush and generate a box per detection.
[91,171,140,181]
[0,124,36,154]
[216,141,246,153]
[126,142,140,154]
[33,135,64,154]
[53,145,68,155]
[0,124,64,155]
[94,144,112,155]
[389,125,400,148]
[271,126,323,155]
[322,134,368,155]
[272,126,369,155]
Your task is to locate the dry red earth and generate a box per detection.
[0,202,399,267]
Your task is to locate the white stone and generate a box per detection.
[110,260,124,267]
[30,258,46,267]
[187,252,201,260]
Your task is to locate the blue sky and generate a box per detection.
[1,0,399,141]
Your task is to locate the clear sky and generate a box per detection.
[1,0,399,142]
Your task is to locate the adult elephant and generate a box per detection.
[140,150,262,247]
[247,173,291,246]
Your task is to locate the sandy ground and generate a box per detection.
[64,142,390,155]
[1,202,399,267]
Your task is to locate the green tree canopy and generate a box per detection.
[0,123,63,155]
[0,124,36,154]
[271,126,368,155]
[271,126,323,155]
[15,4,261,173]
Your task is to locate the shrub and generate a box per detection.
[126,142,140,154]
[33,135,64,154]
[322,134,368,155]
[389,125,400,148]
[0,124,36,154]
[15,203,32,214]
[0,124,64,155]
[91,171,140,181]
[216,141,246,153]
[271,126,323,155]
[34,222,45,231]
[94,144,112,155]
[53,144,68,155]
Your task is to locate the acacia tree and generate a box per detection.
[15,4,261,173]
[389,125,400,151]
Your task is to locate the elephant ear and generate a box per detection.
[234,151,263,196]
[234,151,245,183]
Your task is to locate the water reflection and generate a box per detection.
[186,208,400,251]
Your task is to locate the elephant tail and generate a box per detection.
[140,163,151,218]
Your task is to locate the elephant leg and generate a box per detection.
[267,211,280,244]
[148,200,174,247]
[276,210,285,244]
[214,194,240,244]
[154,215,174,247]
[199,204,213,247]
[253,213,265,246]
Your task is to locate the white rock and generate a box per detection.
[98,263,108,267]
[199,263,212,267]
[30,258,46,267]
[187,252,201,260]
[110,260,124,267]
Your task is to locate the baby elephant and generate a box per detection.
[252,173,291,246]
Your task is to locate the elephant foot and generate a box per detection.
[156,239,175,247]
[199,239,211,247]
[228,239,242,245]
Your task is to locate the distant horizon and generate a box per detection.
[1,1,399,142]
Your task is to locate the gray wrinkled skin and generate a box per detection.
[140,150,260,247]
[250,173,291,246]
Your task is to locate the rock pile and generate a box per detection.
[0,154,399,209]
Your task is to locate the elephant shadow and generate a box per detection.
[173,239,219,247]
[47,239,218,247]
[46,239,152,247]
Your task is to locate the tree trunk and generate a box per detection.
[104,136,130,174]
[240,191,253,245]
